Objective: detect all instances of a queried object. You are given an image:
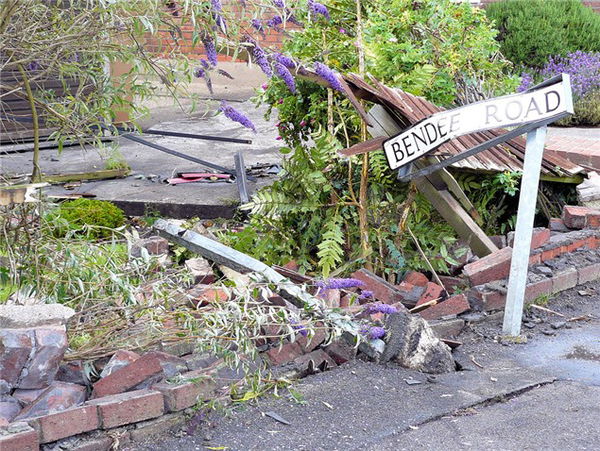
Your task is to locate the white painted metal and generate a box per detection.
[502,126,548,336]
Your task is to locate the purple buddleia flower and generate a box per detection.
[518,71,534,92]
[274,62,296,93]
[217,69,234,79]
[200,59,211,69]
[365,303,397,314]
[251,18,264,33]
[314,62,343,92]
[215,14,227,33]
[246,39,272,77]
[194,67,206,79]
[273,53,296,69]
[316,278,365,290]
[202,35,218,66]
[210,0,222,12]
[308,0,330,20]
[541,51,600,98]
[289,318,308,337]
[368,326,386,339]
[273,0,285,7]
[219,101,257,132]
[266,15,283,30]
[358,290,374,301]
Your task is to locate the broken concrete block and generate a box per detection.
[351,269,405,304]
[0,304,75,329]
[419,294,470,321]
[0,328,33,393]
[380,312,455,374]
[130,236,169,258]
[429,318,465,339]
[17,327,68,389]
[100,350,140,378]
[402,271,429,287]
[463,247,513,286]
[183,353,220,371]
[0,395,21,423]
[416,282,445,306]
[577,172,600,209]
[14,382,86,420]
[185,257,215,285]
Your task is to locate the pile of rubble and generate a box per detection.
[3,204,600,450]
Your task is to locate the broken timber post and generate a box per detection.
[367,105,498,257]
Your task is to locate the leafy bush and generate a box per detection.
[46,199,125,239]
[227,0,518,277]
[486,0,600,69]
[520,51,600,126]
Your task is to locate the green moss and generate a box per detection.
[46,199,125,239]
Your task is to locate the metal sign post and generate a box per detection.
[502,126,548,336]
[379,74,574,337]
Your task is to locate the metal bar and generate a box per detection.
[502,126,548,336]
[234,151,249,203]
[398,113,569,183]
[143,129,252,145]
[119,132,236,176]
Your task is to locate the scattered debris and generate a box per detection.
[530,304,565,317]
[264,411,291,426]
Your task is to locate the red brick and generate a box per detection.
[12,388,46,406]
[0,423,39,451]
[100,350,140,378]
[507,228,550,249]
[92,354,163,398]
[552,268,579,293]
[18,327,67,389]
[30,405,99,443]
[153,377,217,412]
[351,269,405,304]
[293,349,336,370]
[403,271,429,287]
[324,340,356,365]
[296,323,328,353]
[265,342,303,366]
[525,278,553,302]
[15,381,86,420]
[549,218,569,232]
[470,288,507,311]
[87,389,164,429]
[438,276,466,293]
[187,285,229,307]
[283,260,299,271]
[0,329,33,391]
[563,205,593,229]
[419,294,470,320]
[416,282,445,306]
[578,262,600,284]
[529,252,542,265]
[586,210,600,228]
[142,351,187,378]
[463,247,513,286]
[395,282,424,307]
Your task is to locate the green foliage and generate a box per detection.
[486,0,600,69]
[455,171,521,235]
[367,0,518,105]
[232,0,518,277]
[45,199,125,239]
[556,91,600,126]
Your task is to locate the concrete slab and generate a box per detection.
[1,102,282,218]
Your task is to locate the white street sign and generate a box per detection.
[383,75,574,170]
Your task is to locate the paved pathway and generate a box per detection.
[546,126,600,171]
